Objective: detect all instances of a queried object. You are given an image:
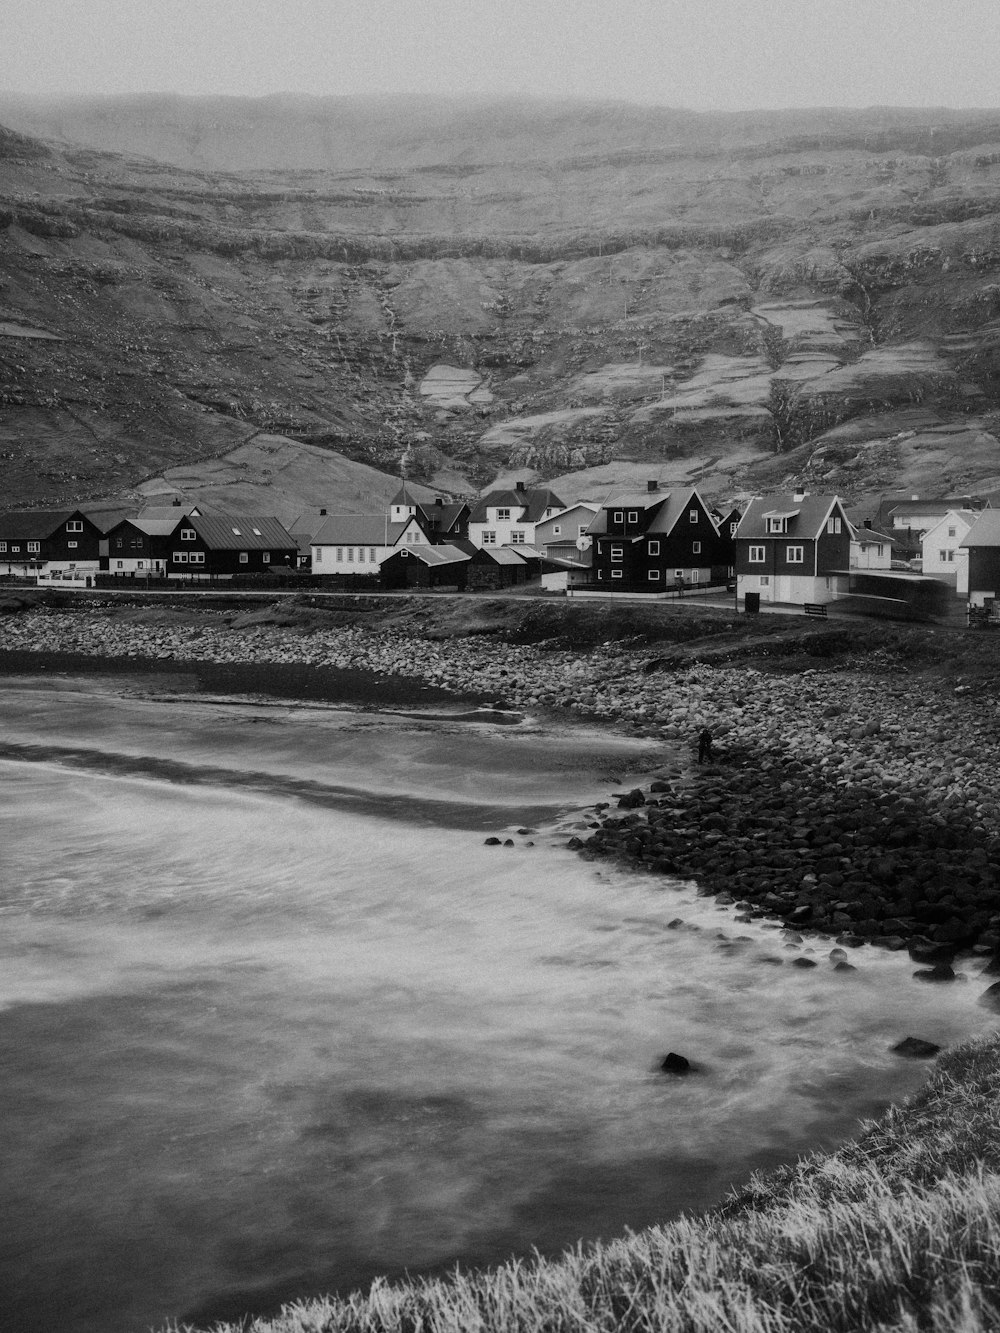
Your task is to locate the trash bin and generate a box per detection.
[744,591,760,614]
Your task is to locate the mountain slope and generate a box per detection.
[2,96,1000,513]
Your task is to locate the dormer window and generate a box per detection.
[768,517,786,534]
[496,508,510,522]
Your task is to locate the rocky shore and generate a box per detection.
[2,598,999,973]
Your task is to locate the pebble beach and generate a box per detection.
[2,599,999,968]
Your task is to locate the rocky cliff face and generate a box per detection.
[1,96,1000,512]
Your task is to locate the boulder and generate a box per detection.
[891,1037,942,1058]
[659,1052,692,1075]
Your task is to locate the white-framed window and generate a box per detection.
[369,549,376,561]
[189,552,205,565]
[768,518,785,534]
[10,544,20,553]
[496,508,510,521]
[174,551,188,563]
[116,560,123,569]
[627,510,638,524]
[648,569,661,580]
[0,542,6,552]
[510,531,525,544]
[948,526,956,537]
[347,548,354,562]
[578,525,588,536]
[181,528,196,541]
[787,546,804,563]
[875,544,883,556]
[66,520,83,533]
[692,540,701,554]
[137,561,144,569]
[358,547,366,562]
[315,548,323,563]
[336,547,343,561]
[261,551,270,564]
[482,531,496,545]
[612,510,624,524]
[27,541,39,553]
[597,569,604,579]
[648,540,660,555]
[760,575,770,587]
[730,521,738,536]
[67,541,78,549]
[552,525,562,536]
[749,545,765,563]
[827,517,842,534]
[610,546,623,562]
[689,509,698,523]
[611,570,623,579]
[239,552,249,564]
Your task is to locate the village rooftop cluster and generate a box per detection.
[1,481,999,619]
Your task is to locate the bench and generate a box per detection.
[803,603,828,619]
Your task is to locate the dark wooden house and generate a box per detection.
[379,544,470,590]
[0,509,104,575]
[589,483,722,591]
[734,491,852,607]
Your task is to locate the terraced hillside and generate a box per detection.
[2,96,1000,512]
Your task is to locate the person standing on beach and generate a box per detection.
[697,728,713,763]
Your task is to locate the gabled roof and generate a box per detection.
[118,518,182,537]
[468,487,565,525]
[507,545,545,559]
[0,510,82,539]
[190,516,296,550]
[601,490,668,511]
[390,482,420,507]
[888,497,990,518]
[416,500,468,531]
[386,543,469,567]
[920,509,979,540]
[139,503,203,519]
[312,515,409,546]
[960,511,1000,548]
[849,523,896,545]
[736,493,842,541]
[476,546,529,565]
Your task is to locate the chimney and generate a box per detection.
[320,508,327,516]
[172,498,181,506]
[515,480,526,492]
[647,480,658,493]
[864,519,872,529]
[793,489,805,503]
[435,497,443,507]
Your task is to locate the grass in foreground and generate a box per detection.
[171,1034,1000,1333]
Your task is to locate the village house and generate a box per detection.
[587,483,725,591]
[533,501,601,560]
[920,509,978,591]
[379,544,470,590]
[961,511,1000,623]
[0,509,104,576]
[163,515,298,580]
[849,521,896,570]
[310,512,429,575]
[467,481,565,549]
[886,495,990,559]
[101,517,179,576]
[389,484,471,544]
[735,490,852,606]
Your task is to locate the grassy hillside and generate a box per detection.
[2,97,1000,513]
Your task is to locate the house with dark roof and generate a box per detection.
[886,496,990,557]
[735,491,852,606]
[379,544,470,590]
[0,509,104,575]
[310,512,429,576]
[389,484,471,544]
[101,517,186,577]
[849,521,896,571]
[960,511,1000,624]
[588,483,724,591]
[467,481,565,549]
[164,515,298,579]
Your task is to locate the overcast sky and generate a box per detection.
[2,0,998,110]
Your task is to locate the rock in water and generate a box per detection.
[891,1037,942,1058]
[660,1052,692,1075]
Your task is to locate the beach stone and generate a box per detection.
[892,1037,942,1058]
[659,1052,692,1075]
[913,964,957,983]
[484,837,502,846]
[978,981,1000,1012]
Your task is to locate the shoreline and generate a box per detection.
[2,602,999,970]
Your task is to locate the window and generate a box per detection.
[27,542,39,553]
[947,550,955,562]
[612,511,624,524]
[786,546,804,563]
[315,548,322,563]
[10,544,19,553]
[369,549,376,561]
[116,560,123,569]
[692,540,701,554]
[347,549,354,562]
[947,527,956,537]
[66,520,83,533]
[482,531,496,545]
[181,528,196,541]
[939,549,948,562]
[67,542,78,549]
[768,518,785,534]
[749,545,765,563]
[610,546,623,562]
[510,531,525,544]
[189,552,205,564]
[648,569,661,580]
[115,537,124,549]
[231,527,242,536]
[136,561,144,569]
[251,527,262,536]
[689,509,698,523]
[261,551,270,564]
[730,522,738,537]
[648,540,660,555]
[552,525,562,536]
[336,547,343,561]
[174,551,188,563]
[760,575,770,587]
[496,508,510,521]
[611,570,623,579]
[0,542,5,552]
[358,547,366,562]
[578,525,588,536]
[827,517,842,534]
[239,552,249,564]
[627,510,638,524]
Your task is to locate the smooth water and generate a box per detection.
[0,673,992,1333]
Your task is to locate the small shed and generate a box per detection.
[379,544,470,590]
[467,546,531,591]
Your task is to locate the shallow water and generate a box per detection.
[0,673,993,1333]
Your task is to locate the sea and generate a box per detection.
[0,667,992,1333]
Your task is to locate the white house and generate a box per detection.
[467,481,565,549]
[310,513,429,575]
[849,522,894,570]
[921,509,977,592]
[533,502,600,560]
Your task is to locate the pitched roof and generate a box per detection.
[386,543,470,567]
[312,515,408,546]
[468,487,565,525]
[961,511,1000,548]
[736,493,841,541]
[849,523,896,545]
[888,497,989,518]
[416,500,468,531]
[0,510,81,539]
[126,518,182,537]
[191,516,296,550]
[601,490,668,510]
